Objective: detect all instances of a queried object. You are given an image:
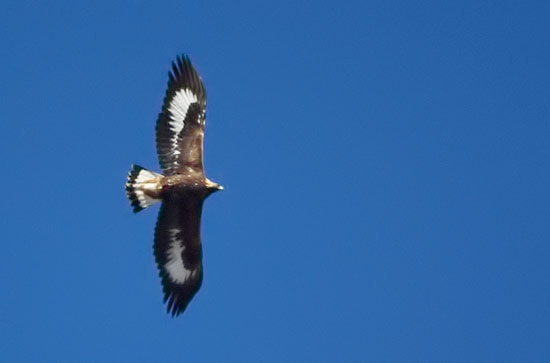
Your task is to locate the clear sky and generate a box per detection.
[1,1,549,362]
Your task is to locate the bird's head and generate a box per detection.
[205,178,224,194]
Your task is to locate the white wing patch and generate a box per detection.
[167,88,198,157]
[165,228,193,284]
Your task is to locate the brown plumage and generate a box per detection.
[125,55,223,317]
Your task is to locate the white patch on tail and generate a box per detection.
[125,165,162,212]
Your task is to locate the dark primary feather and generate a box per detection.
[154,195,204,317]
[156,55,207,176]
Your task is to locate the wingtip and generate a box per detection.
[171,53,192,71]
[164,293,185,317]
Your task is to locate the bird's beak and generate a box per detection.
[206,178,224,191]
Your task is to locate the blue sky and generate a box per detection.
[1,1,549,362]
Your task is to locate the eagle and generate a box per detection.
[125,55,223,317]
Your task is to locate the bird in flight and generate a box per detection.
[125,55,223,317]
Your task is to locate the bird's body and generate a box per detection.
[125,55,222,317]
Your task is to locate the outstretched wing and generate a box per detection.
[156,55,207,176]
[154,194,204,317]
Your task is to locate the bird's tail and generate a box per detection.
[125,165,162,213]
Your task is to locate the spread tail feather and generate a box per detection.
[125,165,162,212]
